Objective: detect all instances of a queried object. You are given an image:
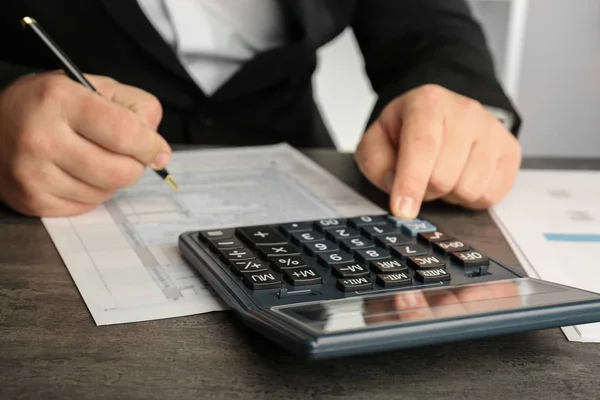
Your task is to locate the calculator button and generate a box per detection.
[407,255,446,270]
[348,215,389,228]
[370,259,409,274]
[314,219,347,231]
[256,244,300,258]
[326,227,360,241]
[220,248,255,262]
[414,268,451,283]
[290,231,326,244]
[336,276,373,292]
[339,237,375,252]
[231,260,268,275]
[198,229,234,242]
[390,244,428,259]
[280,222,313,235]
[318,251,355,266]
[237,227,287,247]
[375,234,411,248]
[450,251,490,267]
[208,237,244,251]
[303,240,339,256]
[400,219,437,236]
[269,255,307,271]
[433,240,470,254]
[331,262,370,278]
[355,248,392,263]
[361,223,399,238]
[377,272,412,287]
[418,231,453,244]
[283,268,322,286]
[242,271,282,290]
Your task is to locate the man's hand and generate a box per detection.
[0,71,170,217]
[355,84,522,219]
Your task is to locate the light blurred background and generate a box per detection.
[313,0,600,158]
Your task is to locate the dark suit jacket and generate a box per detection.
[0,0,521,148]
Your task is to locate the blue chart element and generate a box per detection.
[544,233,600,242]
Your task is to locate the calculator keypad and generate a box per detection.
[197,215,491,293]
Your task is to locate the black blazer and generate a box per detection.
[0,0,521,148]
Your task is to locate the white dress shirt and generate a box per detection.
[137,0,288,95]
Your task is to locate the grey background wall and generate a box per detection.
[313,0,600,158]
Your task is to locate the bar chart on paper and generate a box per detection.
[491,169,600,342]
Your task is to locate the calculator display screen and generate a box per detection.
[271,278,596,334]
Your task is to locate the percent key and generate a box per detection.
[269,256,307,271]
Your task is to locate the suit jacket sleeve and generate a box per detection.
[351,0,522,135]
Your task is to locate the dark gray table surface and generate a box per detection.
[1,150,599,400]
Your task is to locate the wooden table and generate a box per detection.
[1,150,599,399]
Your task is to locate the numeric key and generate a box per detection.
[375,234,411,248]
[355,248,391,263]
[314,218,347,231]
[304,240,338,256]
[290,231,326,244]
[391,244,427,259]
[348,215,389,228]
[318,251,355,266]
[361,223,399,238]
[326,227,360,241]
[339,237,375,252]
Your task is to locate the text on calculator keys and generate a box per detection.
[208,237,244,251]
[256,244,300,258]
[370,259,409,274]
[414,268,451,283]
[318,251,355,266]
[231,260,268,275]
[433,240,469,254]
[331,262,370,278]
[355,248,392,263]
[407,255,446,270]
[283,267,322,286]
[418,231,453,244]
[339,237,375,252]
[361,223,399,238]
[199,228,234,242]
[279,222,313,235]
[348,215,389,228]
[290,231,326,244]
[375,234,411,248]
[237,227,287,246]
[314,219,347,231]
[219,247,255,262]
[303,240,339,256]
[269,255,307,271]
[377,272,412,287]
[326,227,360,241]
[336,276,373,292]
[242,271,281,290]
[390,244,427,259]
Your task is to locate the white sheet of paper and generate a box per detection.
[42,143,384,326]
[490,169,600,342]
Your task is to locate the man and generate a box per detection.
[0,1,522,219]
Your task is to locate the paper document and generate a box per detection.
[490,169,600,342]
[42,143,384,325]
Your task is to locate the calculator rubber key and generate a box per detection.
[361,223,399,239]
[348,215,389,228]
[231,260,268,275]
[318,251,355,266]
[269,255,307,271]
[256,244,300,258]
[208,237,245,251]
[198,229,234,242]
[331,262,370,278]
[237,227,288,247]
[219,247,255,263]
[407,255,446,270]
[339,237,376,252]
[355,248,392,263]
[279,222,313,235]
[433,240,470,254]
[450,250,490,276]
[242,271,282,290]
[418,231,453,244]
[377,272,412,287]
[390,244,428,259]
[326,227,361,241]
[303,240,339,256]
[336,277,373,292]
[283,268,322,286]
[414,268,451,283]
[290,231,326,245]
[375,234,411,248]
[400,219,437,236]
[370,259,409,274]
[314,218,348,232]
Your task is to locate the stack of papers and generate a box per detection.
[490,169,600,342]
[42,143,384,326]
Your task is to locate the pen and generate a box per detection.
[20,16,179,191]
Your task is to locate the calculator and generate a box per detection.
[178,214,600,360]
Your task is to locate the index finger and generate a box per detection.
[67,88,170,169]
[390,106,444,219]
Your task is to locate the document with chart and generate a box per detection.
[490,169,600,342]
[41,143,383,325]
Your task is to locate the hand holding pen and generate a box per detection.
[0,17,177,217]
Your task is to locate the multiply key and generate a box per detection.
[370,259,408,274]
[257,244,300,258]
[407,255,446,270]
[237,227,288,247]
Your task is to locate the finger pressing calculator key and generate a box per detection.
[179,213,600,360]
